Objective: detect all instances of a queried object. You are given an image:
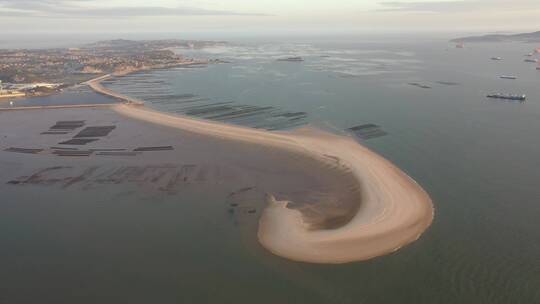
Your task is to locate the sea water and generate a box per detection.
[2,33,539,303]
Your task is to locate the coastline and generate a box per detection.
[3,60,209,106]
[85,73,434,264]
[85,61,209,105]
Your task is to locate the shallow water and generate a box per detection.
[1,35,540,303]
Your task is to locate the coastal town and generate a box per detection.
[0,39,221,99]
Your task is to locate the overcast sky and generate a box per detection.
[1,0,539,33]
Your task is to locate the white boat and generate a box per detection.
[491,57,502,61]
[500,75,517,80]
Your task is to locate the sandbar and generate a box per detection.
[2,74,434,264]
[111,101,433,264]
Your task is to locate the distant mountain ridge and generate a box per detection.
[451,31,540,43]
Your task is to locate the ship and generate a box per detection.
[500,75,517,80]
[491,57,502,61]
[524,58,538,63]
[486,93,526,101]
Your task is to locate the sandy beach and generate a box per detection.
[113,103,434,263]
[0,75,434,264]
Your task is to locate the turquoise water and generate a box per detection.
[2,35,540,303]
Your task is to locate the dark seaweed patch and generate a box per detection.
[49,120,85,130]
[408,82,432,89]
[133,146,174,152]
[59,138,99,145]
[96,152,140,156]
[41,131,71,135]
[74,126,116,138]
[53,150,93,157]
[436,81,460,86]
[348,124,388,140]
[5,147,44,154]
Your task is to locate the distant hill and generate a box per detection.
[82,39,226,50]
[451,31,540,43]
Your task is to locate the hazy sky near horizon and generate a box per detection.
[1,0,539,33]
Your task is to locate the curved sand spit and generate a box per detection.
[90,75,433,264]
[112,103,433,264]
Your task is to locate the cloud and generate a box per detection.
[0,0,268,18]
[377,0,540,13]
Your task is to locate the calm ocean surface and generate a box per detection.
[2,34,540,303]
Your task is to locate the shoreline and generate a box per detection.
[84,73,434,264]
[3,60,208,105]
[113,104,433,264]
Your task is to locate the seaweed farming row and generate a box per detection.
[103,70,389,136]
[6,164,223,194]
[5,119,179,158]
[105,73,310,131]
[348,124,388,140]
[170,100,308,131]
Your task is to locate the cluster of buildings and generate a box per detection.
[0,39,213,91]
[0,80,26,98]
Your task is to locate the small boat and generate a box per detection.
[500,75,517,80]
[525,58,538,63]
[491,57,502,61]
[486,93,526,101]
